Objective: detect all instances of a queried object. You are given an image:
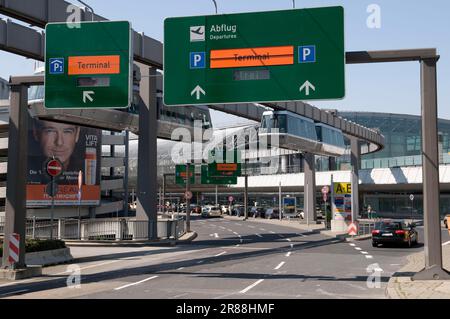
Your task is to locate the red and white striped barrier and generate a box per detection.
[8,233,20,264]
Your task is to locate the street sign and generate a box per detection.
[410,194,415,201]
[208,149,242,177]
[46,158,63,177]
[348,222,358,236]
[228,196,234,202]
[175,165,196,185]
[45,21,132,109]
[201,165,237,185]
[164,6,345,105]
[184,191,193,200]
[334,183,351,195]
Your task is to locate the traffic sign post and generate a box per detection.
[322,186,330,228]
[176,164,196,185]
[164,7,345,105]
[45,21,132,109]
[348,222,358,237]
[45,158,63,239]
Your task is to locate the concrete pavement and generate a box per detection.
[386,241,450,299]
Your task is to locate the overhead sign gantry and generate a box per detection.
[164,6,345,105]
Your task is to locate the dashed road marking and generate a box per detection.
[285,252,292,257]
[233,232,238,235]
[214,233,219,238]
[260,228,266,231]
[114,276,158,291]
[290,244,294,249]
[255,233,263,238]
[349,243,356,247]
[365,255,374,259]
[196,260,204,264]
[361,251,369,255]
[239,279,264,294]
[274,262,285,270]
[286,238,292,242]
[355,247,362,251]
[214,251,227,257]
[177,267,185,270]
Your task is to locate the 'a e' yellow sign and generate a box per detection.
[334,183,351,195]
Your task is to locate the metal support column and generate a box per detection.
[136,64,158,240]
[185,163,191,233]
[350,137,360,222]
[303,152,317,224]
[244,174,248,220]
[1,82,28,269]
[413,58,450,280]
[123,130,129,217]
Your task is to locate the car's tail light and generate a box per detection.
[395,230,406,235]
[372,230,380,235]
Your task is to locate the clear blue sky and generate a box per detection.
[1,0,449,122]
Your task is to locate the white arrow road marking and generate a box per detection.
[299,80,315,96]
[191,85,206,100]
[114,275,158,290]
[83,90,95,103]
[274,262,286,270]
[239,279,264,294]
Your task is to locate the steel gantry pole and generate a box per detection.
[413,57,450,280]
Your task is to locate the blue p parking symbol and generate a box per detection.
[298,46,316,63]
[49,58,65,74]
[190,52,206,69]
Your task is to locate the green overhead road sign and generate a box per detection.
[208,149,242,177]
[45,21,132,109]
[175,165,196,185]
[164,6,345,106]
[201,165,237,185]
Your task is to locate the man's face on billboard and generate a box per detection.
[33,121,80,168]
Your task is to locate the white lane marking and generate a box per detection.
[114,276,158,291]
[236,244,240,247]
[238,235,242,238]
[55,259,122,275]
[349,243,356,247]
[196,260,204,264]
[365,255,374,259]
[274,262,285,270]
[285,252,292,257]
[260,228,266,231]
[361,251,369,255]
[443,241,450,246]
[0,289,29,297]
[219,226,226,230]
[390,264,401,266]
[227,229,233,232]
[355,247,362,251]
[290,244,294,249]
[331,240,340,243]
[233,232,238,235]
[298,233,307,237]
[214,233,219,238]
[278,234,285,238]
[239,279,264,294]
[177,267,185,270]
[269,231,276,234]
[255,233,263,238]
[286,238,292,242]
[214,251,227,257]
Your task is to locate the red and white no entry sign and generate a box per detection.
[184,191,193,200]
[229,196,234,202]
[46,158,63,177]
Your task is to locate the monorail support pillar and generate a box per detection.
[350,137,361,222]
[304,152,317,225]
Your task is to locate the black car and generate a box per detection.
[372,220,418,248]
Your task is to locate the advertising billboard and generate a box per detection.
[332,182,352,221]
[26,115,102,206]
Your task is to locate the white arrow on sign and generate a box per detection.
[191,85,206,100]
[299,80,316,96]
[83,91,95,103]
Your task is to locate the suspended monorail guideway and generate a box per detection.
[259,110,346,157]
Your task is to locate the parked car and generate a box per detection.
[221,205,230,215]
[201,205,223,218]
[249,207,266,218]
[231,205,245,217]
[444,214,450,228]
[372,220,418,248]
[265,208,281,219]
[190,205,202,214]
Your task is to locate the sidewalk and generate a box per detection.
[386,243,450,299]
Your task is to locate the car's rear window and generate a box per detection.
[375,222,402,230]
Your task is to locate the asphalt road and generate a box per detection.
[0,216,448,299]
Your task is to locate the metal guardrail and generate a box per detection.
[357,221,376,236]
[0,217,185,241]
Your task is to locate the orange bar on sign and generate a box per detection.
[68,55,120,75]
[217,163,238,171]
[210,46,294,69]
